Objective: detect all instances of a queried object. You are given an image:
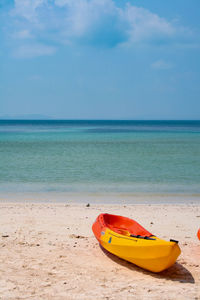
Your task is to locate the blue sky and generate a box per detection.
[1,0,200,119]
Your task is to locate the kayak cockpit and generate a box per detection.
[103,213,153,237]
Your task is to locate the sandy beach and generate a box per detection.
[0,202,199,299]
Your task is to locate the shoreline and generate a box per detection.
[1,192,200,204]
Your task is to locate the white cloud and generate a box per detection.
[14,43,56,58]
[12,0,46,21]
[7,0,196,57]
[151,60,174,70]
[13,29,33,39]
[124,4,174,44]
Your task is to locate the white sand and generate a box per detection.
[0,203,200,299]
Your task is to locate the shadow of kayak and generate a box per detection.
[100,245,195,284]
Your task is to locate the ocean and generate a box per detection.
[0,120,200,202]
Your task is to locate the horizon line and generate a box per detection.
[0,119,200,122]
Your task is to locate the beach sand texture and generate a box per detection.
[0,203,200,299]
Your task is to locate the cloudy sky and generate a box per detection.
[1,0,200,119]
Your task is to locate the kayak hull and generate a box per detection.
[92,214,181,273]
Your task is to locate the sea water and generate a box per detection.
[0,120,200,200]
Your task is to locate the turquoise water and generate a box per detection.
[0,120,200,195]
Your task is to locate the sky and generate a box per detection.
[0,0,200,119]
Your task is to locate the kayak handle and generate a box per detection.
[130,235,156,240]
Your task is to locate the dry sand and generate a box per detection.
[0,202,200,299]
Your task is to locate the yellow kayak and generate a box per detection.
[92,213,181,273]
